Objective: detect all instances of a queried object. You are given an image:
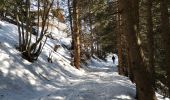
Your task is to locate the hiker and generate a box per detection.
[112,55,115,64]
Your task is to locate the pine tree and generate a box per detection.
[72,0,81,69]
[118,0,157,99]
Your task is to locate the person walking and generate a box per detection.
[112,55,115,64]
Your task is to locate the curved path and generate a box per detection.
[40,62,136,100]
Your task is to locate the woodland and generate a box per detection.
[0,0,170,100]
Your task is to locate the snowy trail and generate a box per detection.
[0,21,134,100]
[0,21,167,100]
[40,64,136,100]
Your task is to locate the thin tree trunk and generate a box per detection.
[68,0,74,50]
[117,3,124,75]
[117,32,123,75]
[73,0,81,69]
[118,0,157,99]
[88,5,94,57]
[68,0,74,65]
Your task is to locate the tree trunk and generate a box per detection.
[118,0,157,99]
[160,0,170,96]
[117,4,124,75]
[73,0,81,69]
[89,10,94,57]
[68,0,74,50]
[117,36,123,75]
[125,43,134,83]
[146,0,155,89]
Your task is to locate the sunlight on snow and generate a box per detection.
[0,61,10,76]
[0,19,167,100]
[115,95,132,100]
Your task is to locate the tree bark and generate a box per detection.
[160,0,170,96]
[88,3,94,57]
[125,43,134,83]
[118,0,157,99]
[68,0,75,66]
[73,0,81,69]
[146,0,155,89]
[116,3,124,75]
[68,0,74,50]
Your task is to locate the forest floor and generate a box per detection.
[0,21,168,100]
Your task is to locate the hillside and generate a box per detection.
[0,21,168,100]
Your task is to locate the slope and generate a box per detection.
[0,21,168,100]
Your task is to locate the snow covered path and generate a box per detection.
[1,20,168,100]
[40,61,136,100]
[0,21,135,100]
[0,21,168,100]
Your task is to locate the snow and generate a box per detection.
[0,21,169,100]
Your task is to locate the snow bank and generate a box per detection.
[0,21,83,100]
